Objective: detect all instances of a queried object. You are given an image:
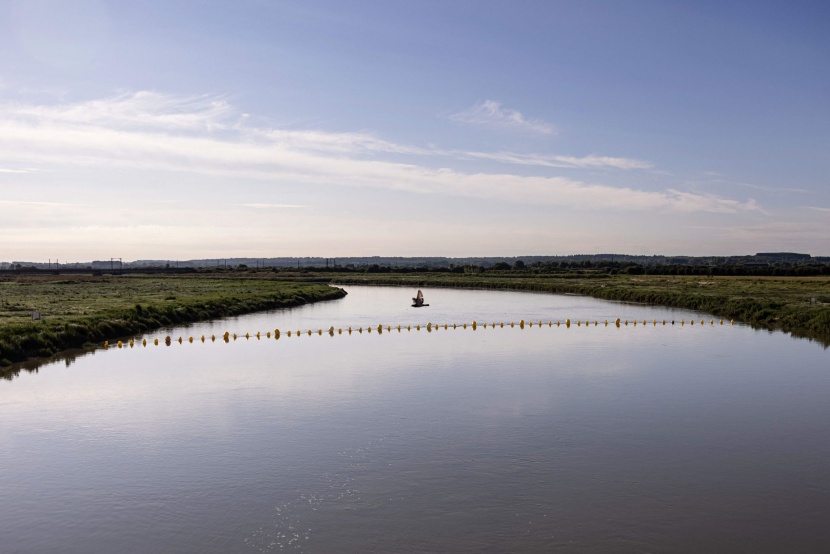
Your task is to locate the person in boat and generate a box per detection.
[412,289,428,307]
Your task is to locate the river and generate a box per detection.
[1,286,828,552]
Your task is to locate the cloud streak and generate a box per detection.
[0,91,757,214]
[460,151,653,170]
[450,100,555,135]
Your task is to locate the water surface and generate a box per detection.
[1,286,828,552]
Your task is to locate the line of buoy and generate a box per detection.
[101,317,736,349]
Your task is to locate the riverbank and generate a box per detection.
[0,274,346,368]
[320,272,830,346]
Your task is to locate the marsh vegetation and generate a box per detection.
[0,274,345,367]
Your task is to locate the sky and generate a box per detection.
[1,0,829,261]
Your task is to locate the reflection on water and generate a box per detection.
[1,286,829,553]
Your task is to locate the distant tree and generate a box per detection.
[513,260,526,270]
[492,262,511,270]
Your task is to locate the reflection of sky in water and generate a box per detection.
[1,287,828,552]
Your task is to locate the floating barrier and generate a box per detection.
[105,314,739,351]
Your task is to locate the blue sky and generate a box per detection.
[1,0,828,261]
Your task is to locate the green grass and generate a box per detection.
[3,270,827,373]
[0,274,346,369]
[321,272,830,346]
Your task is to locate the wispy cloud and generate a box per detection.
[238,203,308,209]
[0,91,757,214]
[0,167,36,173]
[4,91,235,132]
[0,199,85,207]
[807,206,830,213]
[460,151,652,170]
[450,100,555,135]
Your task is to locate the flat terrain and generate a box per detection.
[0,273,345,368]
[2,270,828,370]
[320,272,830,346]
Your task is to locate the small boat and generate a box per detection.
[412,289,429,307]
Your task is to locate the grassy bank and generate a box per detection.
[321,272,830,346]
[0,274,346,368]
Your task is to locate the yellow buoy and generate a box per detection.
[462,323,466,329]
[256,331,260,338]
[308,330,312,336]
[154,338,159,345]
[188,337,193,343]
[500,322,504,328]
[178,337,183,343]
[318,329,322,335]
[719,319,723,325]
[565,319,571,327]
[615,318,621,325]
[117,341,123,348]
[662,320,666,325]
[201,335,205,342]
[731,319,734,325]
[104,340,109,348]
[211,335,215,342]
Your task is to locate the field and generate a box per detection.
[0,273,346,369]
[2,270,829,371]
[321,272,830,346]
